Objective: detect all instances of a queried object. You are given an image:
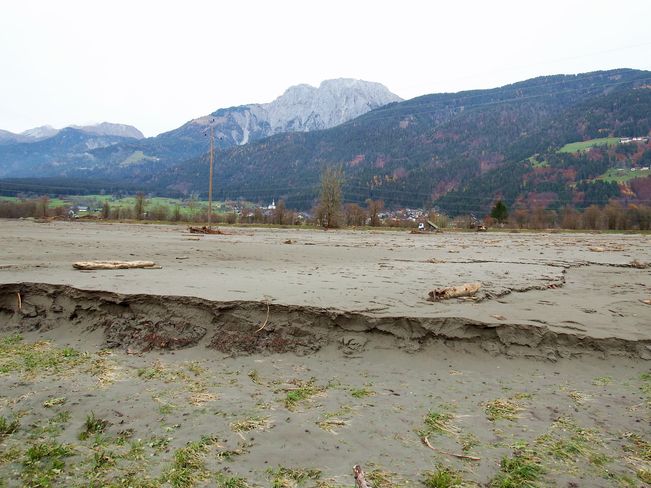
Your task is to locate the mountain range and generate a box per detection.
[0,79,401,180]
[1,70,651,214]
[0,123,144,145]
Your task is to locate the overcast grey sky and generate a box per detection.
[1,0,650,137]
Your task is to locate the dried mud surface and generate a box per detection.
[1,220,651,486]
[0,220,650,341]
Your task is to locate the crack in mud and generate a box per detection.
[1,282,650,361]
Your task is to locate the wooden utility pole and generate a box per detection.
[208,126,214,228]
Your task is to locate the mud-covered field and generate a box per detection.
[0,220,650,486]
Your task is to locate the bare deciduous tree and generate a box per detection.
[344,203,367,226]
[134,192,146,220]
[101,201,110,219]
[317,166,344,228]
[37,196,49,218]
[273,199,287,225]
[366,199,384,227]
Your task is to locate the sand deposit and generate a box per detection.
[0,219,650,486]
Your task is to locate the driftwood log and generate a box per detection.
[428,282,481,301]
[353,465,370,488]
[73,261,160,270]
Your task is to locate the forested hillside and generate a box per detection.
[145,69,651,211]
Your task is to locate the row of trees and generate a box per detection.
[2,166,650,230]
[488,202,651,231]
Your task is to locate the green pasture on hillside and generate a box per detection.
[558,137,620,153]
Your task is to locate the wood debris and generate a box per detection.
[188,226,227,235]
[353,465,370,488]
[429,282,481,301]
[421,436,481,461]
[73,260,161,270]
[255,302,271,333]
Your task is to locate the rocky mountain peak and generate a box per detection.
[263,78,402,133]
[163,78,402,148]
[71,122,144,140]
[21,125,59,141]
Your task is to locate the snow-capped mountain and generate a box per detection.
[0,79,400,176]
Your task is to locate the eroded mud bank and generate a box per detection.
[1,282,649,360]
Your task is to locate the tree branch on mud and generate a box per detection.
[421,436,481,461]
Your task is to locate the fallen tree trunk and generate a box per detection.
[73,261,160,270]
[353,465,370,488]
[428,282,481,301]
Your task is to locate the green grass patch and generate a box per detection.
[365,467,407,488]
[638,468,651,484]
[230,416,272,433]
[484,393,530,421]
[559,137,620,153]
[528,155,549,168]
[623,432,651,461]
[79,411,110,441]
[490,447,543,487]
[148,435,172,451]
[460,432,480,452]
[92,449,117,470]
[350,387,375,399]
[267,466,322,487]
[22,441,75,486]
[137,360,189,383]
[422,466,464,487]
[42,397,66,408]
[598,167,651,183]
[163,436,219,487]
[121,150,155,165]
[0,416,19,436]
[283,378,325,410]
[640,372,651,405]
[316,406,354,434]
[592,376,613,386]
[0,335,86,376]
[418,410,457,437]
[215,472,249,488]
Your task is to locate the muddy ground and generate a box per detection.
[0,220,650,486]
